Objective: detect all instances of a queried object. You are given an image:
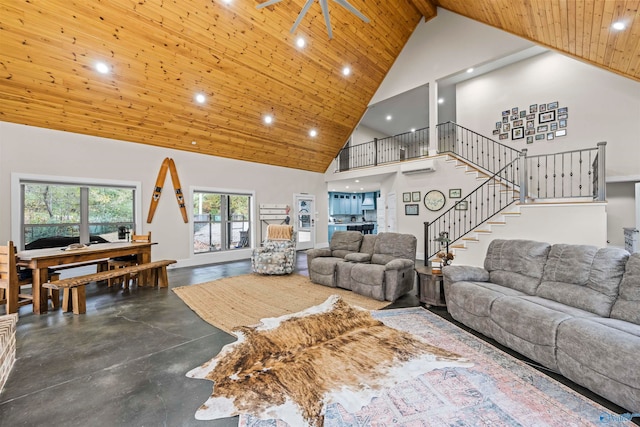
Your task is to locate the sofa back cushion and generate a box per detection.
[610,252,640,324]
[537,244,629,316]
[371,232,416,265]
[484,239,551,295]
[330,231,363,258]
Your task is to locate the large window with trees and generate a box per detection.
[193,191,251,253]
[21,181,135,249]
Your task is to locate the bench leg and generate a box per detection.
[62,289,72,312]
[62,287,86,314]
[49,289,60,309]
[157,266,169,288]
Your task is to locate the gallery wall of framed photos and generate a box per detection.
[492,102,568,144]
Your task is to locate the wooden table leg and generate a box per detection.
[138,248,152,286]
[32,267,49,314]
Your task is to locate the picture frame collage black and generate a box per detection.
[493,103,568,143]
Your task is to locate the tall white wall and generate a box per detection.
[0,122,327,267]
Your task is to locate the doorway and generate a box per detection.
[294,194,315,250]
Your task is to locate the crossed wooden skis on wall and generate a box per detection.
[147,158,188,223]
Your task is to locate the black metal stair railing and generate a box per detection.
[437,121,521,176]
[423,157,521,263]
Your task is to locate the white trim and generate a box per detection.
[189,185,256,265]
[11,172,142,250]
[607,175,640,183]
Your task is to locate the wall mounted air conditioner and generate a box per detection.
[400,160,435,175]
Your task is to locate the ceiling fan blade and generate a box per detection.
[320,0,333,39]
[290,0,315,34]
[256,0,284,10]
[332,0,370,23]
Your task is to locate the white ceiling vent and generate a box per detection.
[400,160,435,175]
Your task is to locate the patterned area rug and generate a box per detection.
[232,305,634,427]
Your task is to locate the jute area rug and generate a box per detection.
[172,273,388,334]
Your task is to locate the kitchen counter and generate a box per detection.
[328,223,377,240]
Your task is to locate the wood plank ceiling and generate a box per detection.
[0,1,638,173]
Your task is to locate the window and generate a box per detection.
[21,181,135,249]
[193,191,251,253]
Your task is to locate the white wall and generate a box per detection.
[0,122,327,267]
[456,51,640,178]
[607,182,637,248]
[351,124,389,145]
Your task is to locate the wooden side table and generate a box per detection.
[415,265,446,307]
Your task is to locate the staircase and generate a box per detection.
[424,122,607,262]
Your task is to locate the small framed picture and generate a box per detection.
[526,136,533,144]
[526,120,535,129]
[502,110,510,117]
[412,191,421,202]
[525,129,535,136]
[499,133,509,140]
[492,129,499,135]
[503,123,510,132]
[550,122,558,131]
[537,125,548,132]
[514,119,523,127]
[555,129,567,137]
[402,192,411,203]
[547,132,555,140]
[539,111,556,123]
[511,107,518,115]
[510,115,518,121]
[405,204,419,215]
[559,119,567,128]
[540,104,547,112]
[558,113,568,120]
[558,107,568,114]
[535,134,545,140]
[519,110,526,118]
[529,104,538,113]
[512,127,524,140]
[496,121,502,129]
[502,116,509,124]
[547,101,559,110]
[526,113,535,120]
[449,188,461,198]
[455,201,468,211]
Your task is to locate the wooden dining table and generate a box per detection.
[16,242,155,314]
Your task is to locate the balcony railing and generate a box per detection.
[335,127,429,172]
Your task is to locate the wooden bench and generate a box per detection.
[43,260,177,314]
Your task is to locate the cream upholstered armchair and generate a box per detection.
[251,225,297,275]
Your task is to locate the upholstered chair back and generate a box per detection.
[371,232,416,265]
[611,253,640,324]
[329,231,363,258]
[484,239,551,295]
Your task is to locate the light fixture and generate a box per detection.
[296,37,306,48]
[264,114,273,124]
[386,115,392,121]
[438,98,444,104]
[411,128,416,132]
[355,179,360,183]
[95,62,110,74]
[256,0,370,40]
[191,141,197,145]
[345,185,349,189]
[195,93,206,104]
[467,68,474,73]
[342,66,351,76]
[612,21,626,30]
[309,129,317,137]
[223,0,232,3]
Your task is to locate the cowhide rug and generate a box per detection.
[187,295,472,426]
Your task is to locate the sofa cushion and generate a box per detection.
[611,252,640,325]
[447,281,527,318]
[518,296,600,319]
[329,231,363,258]
[371,232,416,265]
[483,239,551,294]
[537,245,629,316]
[349,263,385,300]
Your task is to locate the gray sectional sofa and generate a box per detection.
[306,231,417,301]
[443,239,639,412]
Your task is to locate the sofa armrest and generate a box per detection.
[443,265,489,284]
[344,253,372,263]
[384,258,414,271]
[306,248,331,261]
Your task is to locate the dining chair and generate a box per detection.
[107,232,151,288]
[0,241,19,314]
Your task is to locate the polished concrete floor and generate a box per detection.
[0,253,634,426]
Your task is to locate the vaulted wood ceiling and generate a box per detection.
[0,1,638,173]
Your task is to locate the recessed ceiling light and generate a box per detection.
[355,179,360,183]
[264,114,273,124]
[195,93,206,104]
[309,129,317,137]
[296,37,306,48]
[360,188,364,191]
[342,66,351,76]
[223,0,232,4]
[345,185,349,189]
[95,62,110,74]
[411,128,416,132]
[386,115,392,121]
[191,141,197,145]
[612,21,626,30]
[467,68,474,73]
[438,98,444,104]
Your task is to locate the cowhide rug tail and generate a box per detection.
[187,295,472,427]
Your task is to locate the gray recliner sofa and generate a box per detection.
[443,239,639,413]
[307,231,417,302]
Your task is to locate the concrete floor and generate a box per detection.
[0,253,633,426]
